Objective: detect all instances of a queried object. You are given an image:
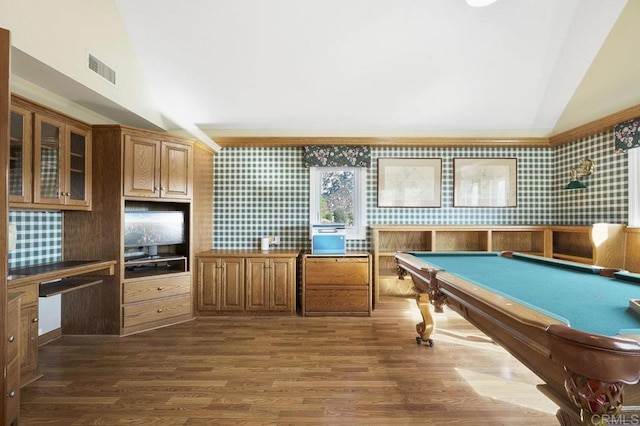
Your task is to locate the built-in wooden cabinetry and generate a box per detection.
[624,228,640,273]
[196,250,299,315]
[10,95,91,210]
[9,282,39,386]
[245,257,297,312]
[549,224,625,267]
[9,103,32,204]
[371,224,626,307]
[302,252,372,316]
[63,125,214,336]
[198,257,245,311]
[5,294,20,426]
[7,260,116,385]
[123,135,192,200]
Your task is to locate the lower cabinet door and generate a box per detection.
[5,357,20,425]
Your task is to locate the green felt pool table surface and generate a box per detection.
[405,251,640,337]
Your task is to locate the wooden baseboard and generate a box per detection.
[38,328,62,346]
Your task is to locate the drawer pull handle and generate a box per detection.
[157,287,164,291]
[7,335,14,343]
[7,391,15,398]
[32,317,39,323]
[157,308,164,313]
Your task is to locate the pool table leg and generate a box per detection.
[564,370,624,425]
[415,293,434,346]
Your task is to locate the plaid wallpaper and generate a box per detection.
[213,131,628,252]
[8,210,62,268]
[553,130,628,225]
[8,129,628,266]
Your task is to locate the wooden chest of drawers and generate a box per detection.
[122,273,192,332]
[302,252,371,316]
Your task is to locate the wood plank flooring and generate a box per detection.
[20,297,558,425]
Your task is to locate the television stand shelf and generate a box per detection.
[124,255,187,279]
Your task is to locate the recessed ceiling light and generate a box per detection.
[466,0,498,7]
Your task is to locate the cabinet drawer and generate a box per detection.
[305,288,369,313]
[305,257,369,285]
[123,274,191,304]
[123,294,191,328]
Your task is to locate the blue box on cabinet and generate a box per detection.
[311,224,346,255]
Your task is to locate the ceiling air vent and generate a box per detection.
[88,54,116,85]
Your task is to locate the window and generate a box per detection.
[309,167,367,239]
[629,148,640,226]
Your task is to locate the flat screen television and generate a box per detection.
[124,211,185,259]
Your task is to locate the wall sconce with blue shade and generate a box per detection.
[565,159,594,190]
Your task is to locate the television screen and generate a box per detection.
[124,211,185,249]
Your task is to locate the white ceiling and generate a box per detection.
[111,0,633,140]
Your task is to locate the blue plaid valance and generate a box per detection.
[303,145,371,167]
[614,117,640,151]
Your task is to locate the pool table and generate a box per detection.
[395,251,640,426]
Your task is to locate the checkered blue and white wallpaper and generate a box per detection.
[8,128,629,266]
[8,210,62,268]
[213,130,628,252]
[553,130,628,225]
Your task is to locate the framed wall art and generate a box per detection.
[453,157,517,207]
[377,158,442,207]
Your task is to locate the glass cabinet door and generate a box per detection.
[65,126,90,206]
[9,106,32,203]
[34,114,63,204]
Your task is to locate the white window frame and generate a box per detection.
[629,148,640,227]
[309,166,367,240]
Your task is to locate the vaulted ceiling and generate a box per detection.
[110,0,639,144]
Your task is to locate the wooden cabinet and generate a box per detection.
[7,282,39,386]
[5,294,21,426]
[196,250,299,315]
[550,224,625,268]
[371,225,549,308]
[302,252,372,316]
[123,135,193,200]
[624,227,640,273]
[19,303,39,386]
[371,224,626,308]
[122,273,192,331]
[62,125,213,336]
[197,257,245,311]
[121,256,192,335]
[246,257,295,312]
[10,95,92,210]
[9,104,32,203]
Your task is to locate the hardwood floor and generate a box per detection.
[20,297,558,425]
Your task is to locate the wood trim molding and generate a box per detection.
[0,27,10,423]
[212,104,640,148]
[213,136,551,148]
[38,328,62,346]
[549,104,640,146]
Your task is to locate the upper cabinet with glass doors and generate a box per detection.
[9,104,32,203]
[10,95,92,210]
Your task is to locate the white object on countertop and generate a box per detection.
[261,237,270,250]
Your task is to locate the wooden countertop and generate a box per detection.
[7,259,117,287]
[196,249,301,258]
